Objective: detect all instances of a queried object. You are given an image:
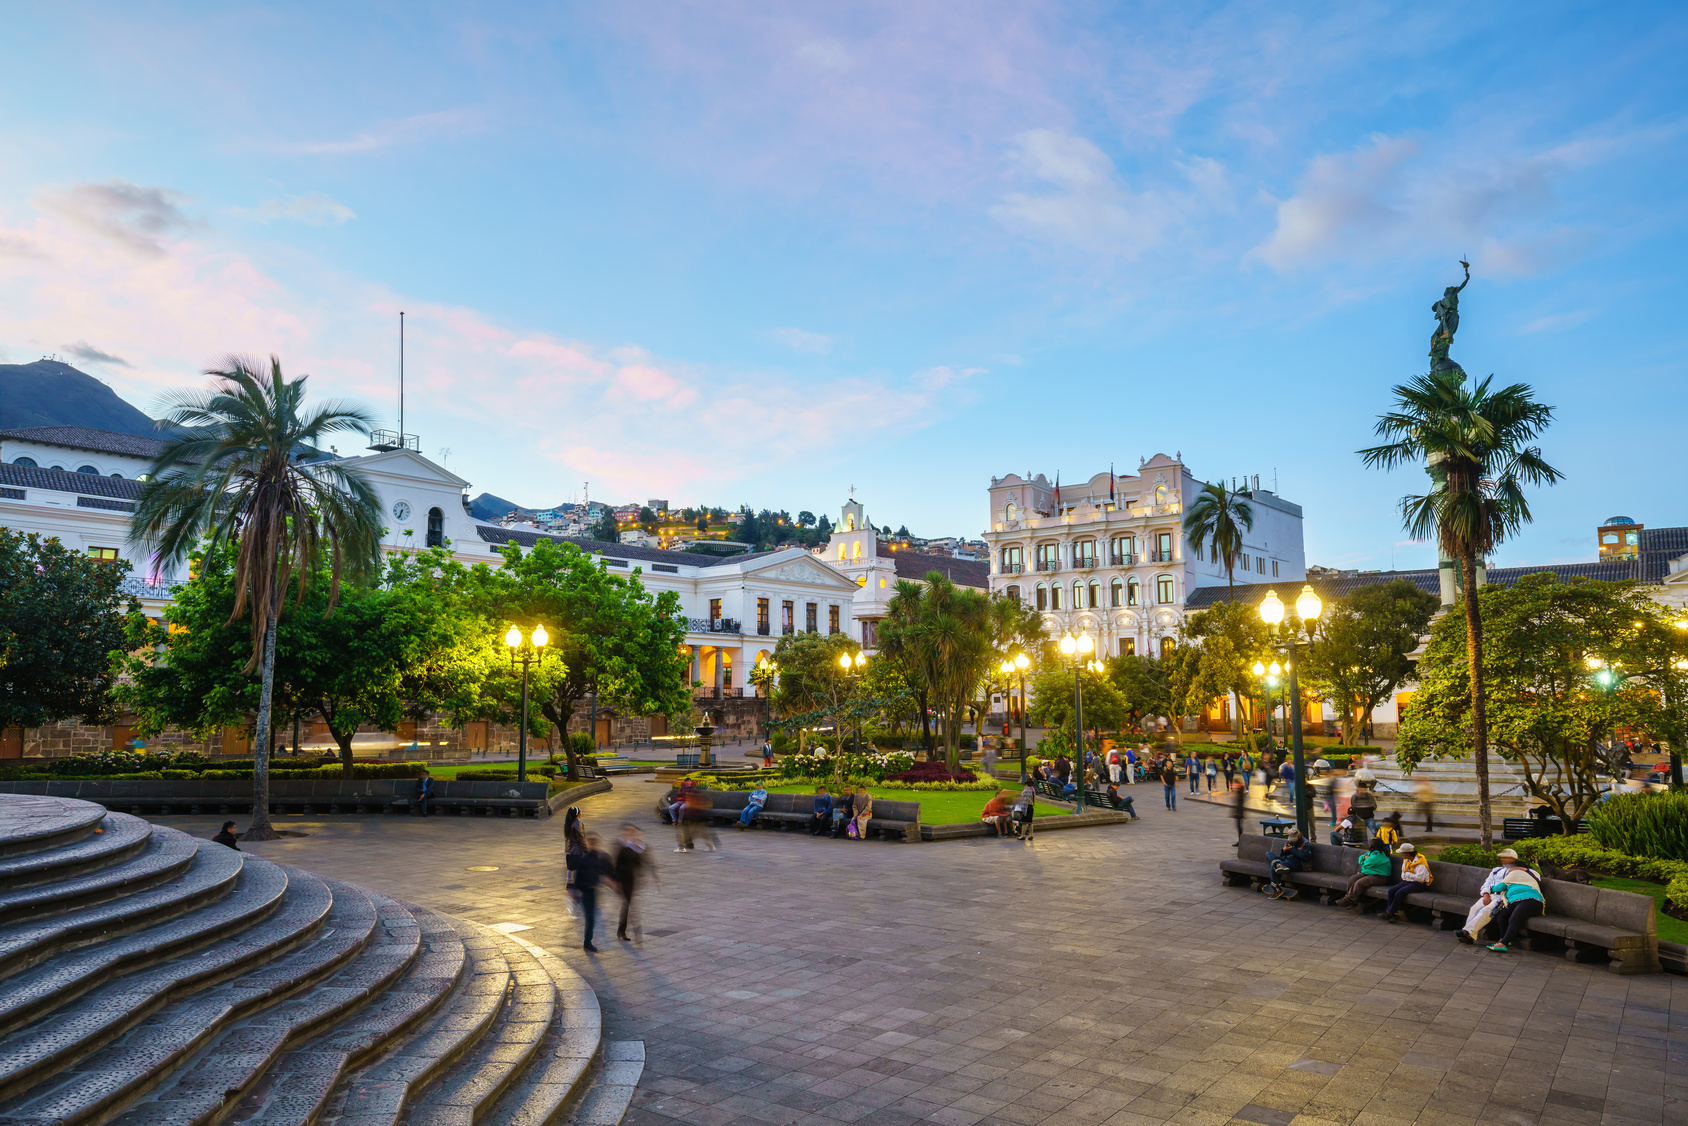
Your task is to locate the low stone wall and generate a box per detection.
[921,809,1131,841]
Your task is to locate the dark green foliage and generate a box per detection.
[1588,791,1688,862]
[1436,844,1500,868]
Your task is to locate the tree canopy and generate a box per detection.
[1298,579,1439,745]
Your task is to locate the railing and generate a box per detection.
[1035,560,1061,572]
[1109,553,1138,566]
[686,617,742,634]
[1002,562,1024,574]
[1146,551,1174,563]
[782,625,794,635]
[756,623,770,635]
[1074,558,1096,569]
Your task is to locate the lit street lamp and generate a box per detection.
[1001,652,1031,782]
[1057,632,1097,813]
[1258,585,1322,838]
[504,624,549,783]
[838,650,868,756]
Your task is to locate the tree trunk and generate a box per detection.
[916,689,933,756]
[245,618,281,841]
[1460,549,1492,848]
[333,724,355,777]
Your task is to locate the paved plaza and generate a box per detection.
[159,781,1687,1126]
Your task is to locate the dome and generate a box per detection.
[1604,515,1636,526]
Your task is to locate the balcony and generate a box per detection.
[1002,562,1024,574]
[1146,551,1174,563]
[1074,558,1097,569]
[756,623,770,636]
[1035,560,1061,572]
[1109,553,1138,566]
[687,617,742,634]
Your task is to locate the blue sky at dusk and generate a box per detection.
[1,3,1684,569]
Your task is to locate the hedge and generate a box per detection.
[452,766,559,781]
[199,762,429,780]
[1511,835,1688,915]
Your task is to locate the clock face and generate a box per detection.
[392,501,412,522]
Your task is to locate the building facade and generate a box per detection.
[982,453,1307,657]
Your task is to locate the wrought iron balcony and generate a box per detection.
[1146,551,1174,563]
[756,623,771,635]
[686,617,742,634]
[1035,560,1061,572]
[1002,562,1024,574]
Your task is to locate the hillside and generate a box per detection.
[0,360,159,435]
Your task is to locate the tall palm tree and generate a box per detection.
[133,356,383,840]
[879,575,996,768]
[1183,482,1254,593]
[1360,368,1560,847]
[878,579,933,754]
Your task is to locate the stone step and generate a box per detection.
[106,887,419,1126]
[482,934,602,1126]
[318,918,513,1125]
[0,864,329,1122]
[0,852,289,1039]
[223,905,468,1125]
[0,816,152,892]
[561,1042,644,1126]
[0,831,198,926]
[0,833,244,980]
[0,798,108,861]
[405,929,555,1126]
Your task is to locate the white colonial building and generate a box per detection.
[982,453,1307,656]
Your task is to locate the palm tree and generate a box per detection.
[879,575,996,769]
[1360,368,1560,847]
[1183,482,1254,593]
[133,356,383,840]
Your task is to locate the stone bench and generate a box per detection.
[0,779,551,818]
[656,789,921,842]
[1220,834,1661,975]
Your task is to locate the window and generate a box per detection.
[1627,532,1640,545]
[1005,585,1020,605]
[1155,485,1169,505]
[1271,560,1279,577]
[426,506,444,548]
[1035,543,1060,571]
[1120,638,1136,657]
[708,598,722,623]
[1157,576,1175,604]
[11,457,35,467]
[828,605,840,634]
[782,601,794,635]
[838,543,847,560]
[1192,541,1203,561]
[1127,578,1140,606]
[756,598,770,632]
[1157,532,1172,561]
[1051,584,1062,610]
[1602,534,1619,544]
[88,547,120,564]
[806,603,818,632]
[1110,579,1123,607]
[1035,584,1047,611]
[1073,539,1096,566]
[76,465,98,475]
[1110,535,1132,564]
[1001,545,1024,573]
[1005,500,1018,522]
[1159,637,1174,658]
[1072,580,1083,608]
[1088,582,1100,608]
[1256,556,1266,574]
[852,540,862,560]
[1240,552,1250,570]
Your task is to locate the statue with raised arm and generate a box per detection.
[1428,259,1470,374]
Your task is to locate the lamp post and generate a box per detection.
[1057,632,1097,813]
[1002,652,1031,782]
[838,650,867,756]
[504,624,549,783]
[1257,585,1322,838]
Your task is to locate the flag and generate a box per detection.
[1109,463,1115,502]
[1053,474,1061,510]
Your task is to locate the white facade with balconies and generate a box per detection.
[983,453,1306,655]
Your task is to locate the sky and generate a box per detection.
[1,3,1685,570]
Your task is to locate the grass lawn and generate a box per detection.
[766,784,1065,826]
[1590,877,1688,945]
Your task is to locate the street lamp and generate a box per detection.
[839,650,868,756]
[505,624,549,783]
[1058,632,1096,813]
[1001,652,1031,782]
[1258,584,1321,838]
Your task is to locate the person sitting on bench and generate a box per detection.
[1335,839,1392,909]
[1380,843,1432,922]
[980,790,1012,836]
[1264,828,1314,899]
[1483,854,1546,953]
[414,770,434,817]
[809,785,833,835]
[1458,848,1538,944]
[1375,810,1404,850]
[738,784,769,828]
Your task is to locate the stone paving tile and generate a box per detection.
[155,779,1688,1126]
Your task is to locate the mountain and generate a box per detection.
[0,360,160,435]
[469,493,534,521]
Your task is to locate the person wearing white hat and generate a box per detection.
[1379,842,1432,922]
[1457,848,1539,945]
[1485,853,1547,953]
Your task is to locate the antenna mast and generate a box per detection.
[399,312,405,439]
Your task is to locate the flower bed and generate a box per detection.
[885,761,976,785]
[777,748,914,782]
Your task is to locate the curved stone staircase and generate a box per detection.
[0,795,638,1126]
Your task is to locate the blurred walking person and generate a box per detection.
[613,823,659,944]
[567,833,613,952]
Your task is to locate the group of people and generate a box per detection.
[980,786,1038,840]
[562,806,659,952]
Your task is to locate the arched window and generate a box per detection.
[1088,582,1100,608]
[1154,485,1170,505]
[1035,584,1047,611]
[1005,500,1017,522]
[426,506,444,547]
[1110,579,1123,607]
[76,465,98,475]
[1072,580,1083,608]
[1005,585,1020,605]
[1050,584,1062,610]
[1157,575,1175,603]
[851,540,862,560]
[11,457,36,467]
[109,472,124,479]
[1127,578,1140,606]
[838,543,847,560]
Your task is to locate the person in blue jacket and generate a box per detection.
[414,769,434,817]
[1264,828,1314,900]
[1485,856,1546,953]
[809,786,833,835]
[738,784,769,829]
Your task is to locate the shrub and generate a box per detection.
[454,766,558,781]
[1436,844,1499,868]
[777,748,914,782]
[1588,791,1688,862]
[1512,836,1688,915]
[567,732,596,758]
[885,761,977,785]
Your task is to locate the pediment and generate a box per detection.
[743,553,858,589]
[343,449,470,489]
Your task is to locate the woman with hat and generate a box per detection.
[1379,842,1432,923]
[1484,853,1547,953]
[1457,848,1538,945]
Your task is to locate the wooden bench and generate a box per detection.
[675,753,701,768]
[589,754,638,775]
[1220,834,1661,974]
[1080,788,1138,818]
[656,788,920,842]
[1502,817,1590,839]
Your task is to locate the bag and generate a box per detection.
[846,820,860,839]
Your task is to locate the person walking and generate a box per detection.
[1184,751,1200,795]
[1107,746,1121,785]
[1221,753,1236,791]
[1229,779,1247,843]
[1238,749,1254,793]
[1159,757,1179,811]
[1205,756,1218,793]
[1348,781,1378,838]
[1379,843,1432,923]
[567,833,613,952]
[612,824,658,944]
[1278,758,1296,810]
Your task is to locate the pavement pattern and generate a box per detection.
[154,777,1688,1126]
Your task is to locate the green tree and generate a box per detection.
[1361,368,1561,846]
[474,539,689,778]
[1184,599,1273,738]
[589,510,620,542]
[768,630,861,754]
[132,356,382,839]
[0,529,134,734]
[797,510,816,528]
[1027,664,1130,734]
[877,574,994,768]
[637,506,659,534]
[696,514,710,533]
[1182,482,1254,592]
[1399,575,1662,828]
[1298,580,1439,745]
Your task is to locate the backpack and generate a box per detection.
[846,820,860,839]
